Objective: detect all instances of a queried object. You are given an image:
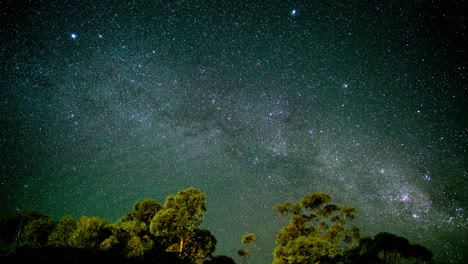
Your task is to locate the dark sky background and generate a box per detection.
[1,0,467,263]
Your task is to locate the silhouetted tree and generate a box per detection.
[0,210,58,255]
[343,232,434,264]
[207,254,237,264]
[0,211,49,244]
[16,215,56,249]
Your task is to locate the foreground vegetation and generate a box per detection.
[0,188,434,263]
[270,192,433,264]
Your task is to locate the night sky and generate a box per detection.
[1,0,467,263]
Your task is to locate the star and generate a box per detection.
[70,33,78,40]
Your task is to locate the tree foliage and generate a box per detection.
[16,215,56,249]
[0,188,232,263]
[238,233,257,264]
[47,215,77,248]
[149,188,208,258]
[343,232,434,264]
[0,188,433,264]
[71,216,113,250]
[241,233,256,245]
[177,228,217,263]
[273,192,361,263]
[99,219,155,259]
[122,198,162,225]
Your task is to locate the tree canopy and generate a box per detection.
[0,188,434,264]
[343,232,434,264]
[149,187,210,262]
[272,192,434,264]
[0,187,229,264]
[272,192,361,264]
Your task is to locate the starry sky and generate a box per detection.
[1,0,467,263]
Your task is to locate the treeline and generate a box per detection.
[0,188,434,263]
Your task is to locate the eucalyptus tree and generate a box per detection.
[149,187,215,263]
[273,192,361,263]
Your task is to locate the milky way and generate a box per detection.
[1,1,467,263]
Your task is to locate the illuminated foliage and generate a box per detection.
[0,211,48,245]
[99,218,172,261]
[102,199,164,259]
[241,233,256,244]
[113,220,156,258]
[275,203,293,215]
[178,228,217,263]
[238,233,256,264]
[122,198,162,225]
[150,188,206,255]
[17,215,56,248]
[273,192,361,263]
[0,211,55,256]
[71,216,112,250]
[47,215,77,247]
[0,188,234,263]
[0,189,432,264]
[237,248,250,263]
[123,233,155,258]
[150,188,213,263]
[273,236,339,264]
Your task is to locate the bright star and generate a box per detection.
[290,9,297,16]
[70,33,77,40]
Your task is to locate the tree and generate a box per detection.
[179,228,217,263]
[99,219,155,259]
[343,232,434,264]
[16,215,56,249]
[71,216,113,251]
[47,215,77,247]
[238,233,256,264]
[208,255,237,264]
[241,233,256,244]
[0,211,50,245]
[149,187,210,263]
[272,192,361,263]
[106,198,164,259]
[122,198,163,225]
[0,189,436,264]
